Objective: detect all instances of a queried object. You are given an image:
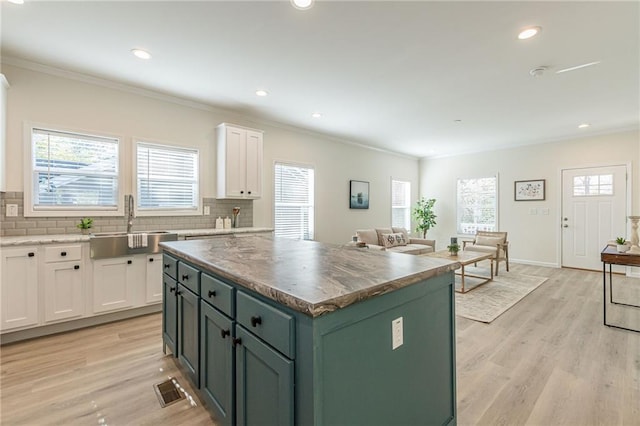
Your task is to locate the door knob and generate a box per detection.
[563,218,568,221]
[563,224,568,228]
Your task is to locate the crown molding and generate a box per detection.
[2,56,418,161]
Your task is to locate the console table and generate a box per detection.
[600,245,640,333]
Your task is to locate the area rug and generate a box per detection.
[454,269,548,323]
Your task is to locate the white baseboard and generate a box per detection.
[510,258,560,268]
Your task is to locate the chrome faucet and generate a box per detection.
[127,194,134,233]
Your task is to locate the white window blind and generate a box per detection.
[274,162,314,240]
[391,180,411,230]
[31,128,119,209]
[136,142,199,211]
[457,176,498,234]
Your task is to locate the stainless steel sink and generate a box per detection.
[90,230,178,259]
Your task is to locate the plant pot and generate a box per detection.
[81,228,90,235]
[617,244,628,253]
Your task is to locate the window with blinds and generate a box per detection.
[457,176,498,234]
[136,142,199,212]
[391,180,411,230]
[274,162,314,240]
[31,128,119,209]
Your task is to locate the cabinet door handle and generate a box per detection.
[164,263,170,269]
[250,316,262,327]
[149,258,154,262]
[169,287,176,293]
[61,251,67,256]
[208,290,216,298]
[28,252,35,257]
[182,274,189,281]
[220,329,230,339]
[127,260,132,264]
[74,265,80,270]
[175,290,182,296]
[232,337,242,346]
[248,191,252,195]
[240,190,244,194]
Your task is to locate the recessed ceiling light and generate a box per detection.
[291,0,314,10]
[131,49,152,60]
[255,90,268,97]
[518,26,541,40]
[578,123,590,129]
[453,119,462,124]
[311,112,322,119]
[7,0,24,4]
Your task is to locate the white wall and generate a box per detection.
[420,130,640,266]
[2,63,419,244]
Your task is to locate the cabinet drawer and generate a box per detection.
[237,291,295,359]
[163,254,178,279]
[44,245,82,262]
[201,273,235,317]
[178,262,200,295]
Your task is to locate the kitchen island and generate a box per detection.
[161,235,459,426]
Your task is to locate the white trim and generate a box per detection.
[557,162,632,273]
[23,121,125,217]
[133,138,202,217]
[511,258,560,269]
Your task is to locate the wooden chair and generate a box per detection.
[462,231,509,275]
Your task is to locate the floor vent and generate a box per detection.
[154,377,185,408]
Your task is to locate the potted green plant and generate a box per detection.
[77,217,94,235]
[413,197,437,238]
[615,237,628,253]
[447,243,460,256]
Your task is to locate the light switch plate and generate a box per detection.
[529,208,537,215]
[6,204,18,217]
[541,208,550,215]
[204,206,211,215]
[392,317,403,350]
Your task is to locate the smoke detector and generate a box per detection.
[529,66,548,77]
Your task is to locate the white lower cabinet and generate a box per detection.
[145,254,163,304]
[92,256,138,314]
[43,262,84,322]
[92,254,161,314]
[43,244,85,323]
[0,247,38,331]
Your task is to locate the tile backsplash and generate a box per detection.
[0,192,253,237]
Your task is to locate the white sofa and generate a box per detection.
[355,227,435,255]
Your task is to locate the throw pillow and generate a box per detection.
[475,236,504,247]
[381,232,407,248]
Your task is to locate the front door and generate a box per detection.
[561,165,627,271]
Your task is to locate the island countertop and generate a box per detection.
[160,235,459,317]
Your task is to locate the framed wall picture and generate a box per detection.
[350,180,369,209]
[514,179,545,201]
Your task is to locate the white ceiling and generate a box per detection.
[2,0,638,158]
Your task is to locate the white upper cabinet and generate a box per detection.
[0,74,9,192]
[217,123,263,199]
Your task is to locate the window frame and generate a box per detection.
[273,160,315,240]
[391,178,411,231]
[456,174,499,235]
[133,139,202,217]
[23,122,125,217]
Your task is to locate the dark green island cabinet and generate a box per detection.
[161,236,459,426]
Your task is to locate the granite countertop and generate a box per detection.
[160,235,459,317]
[0,227,273,247]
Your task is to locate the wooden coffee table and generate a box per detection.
[427,250,494,293]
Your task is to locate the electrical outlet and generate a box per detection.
[541,208,550,215]
[529,208,538,215]
[204,206,211,215]
[6,204,18,217]
[392,317,403,350]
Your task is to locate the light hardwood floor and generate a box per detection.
[1,264,638,425]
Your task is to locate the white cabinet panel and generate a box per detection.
[43,262,84,322]
[145,254,163,304]
[1,247,38,331]
[92,257,136,313]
